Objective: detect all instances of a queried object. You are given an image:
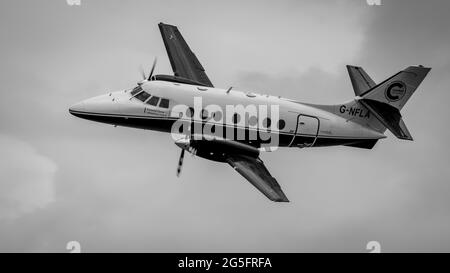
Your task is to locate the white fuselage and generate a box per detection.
[69,80,386,149]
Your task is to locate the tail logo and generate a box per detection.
[385,81,406,102]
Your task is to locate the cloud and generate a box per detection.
[360,0,450,71]
[233,67,351,104]
[0,0,450,252]
[0,135,57,220]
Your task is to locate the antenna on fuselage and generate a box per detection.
[226,86,233,94]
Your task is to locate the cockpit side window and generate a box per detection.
[135,91,151,102]
[130,87,170,109]
[147,96,160,106]
[159,98,170,109]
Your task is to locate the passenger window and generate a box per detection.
[186,107,194,118]
[213,111,222,121]
[135,91,150,102]
[263,118,272,128]
[201,109,209,120]
[147,96,160,106]
[159,98,170,109]
[232,113,240,124]
[248,116,258,126]
[277,119,286,130]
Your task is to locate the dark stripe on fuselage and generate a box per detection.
[69,110,377,148]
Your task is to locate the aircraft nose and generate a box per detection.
[69,101,85,114]
[70,93,122,118]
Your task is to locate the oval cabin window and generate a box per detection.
[277,119,286,130]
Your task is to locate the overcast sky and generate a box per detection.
[1,0,450,252]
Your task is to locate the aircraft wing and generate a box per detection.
[225,155,289,202]
[159,23,214,87]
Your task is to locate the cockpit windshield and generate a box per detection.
[129,86,171,109]
[130,86,143,96]
[135,91,150,102]
[147,96,159,106]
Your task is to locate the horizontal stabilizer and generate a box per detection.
[359,99,413,140]
[347,65,376,96]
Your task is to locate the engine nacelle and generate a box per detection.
[175,137,260,162]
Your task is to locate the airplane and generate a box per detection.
[69,22,431,202]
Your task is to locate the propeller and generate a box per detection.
[138,57,157,83]
[176,148,185,177]
[175,116,195,177]
[148,57,158,80]
[139,65,147,81]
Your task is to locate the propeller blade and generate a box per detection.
[139,65,146,80]
[176,148,185,177]
[189,112,195,139]
[148,57,158,80]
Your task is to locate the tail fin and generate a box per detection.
[360,66,431,110]
[358,65,431,140]
[347,65,376,96]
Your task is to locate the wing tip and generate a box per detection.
[274,198,290,203]
[159,22,177,28]
[346,64,361,69]
[270,190,290,202]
